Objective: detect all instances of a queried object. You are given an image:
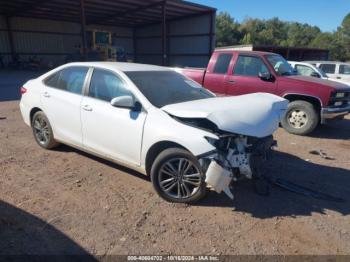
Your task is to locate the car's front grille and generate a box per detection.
[329,91,350,107]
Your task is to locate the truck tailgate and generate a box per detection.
[179,68,206,86]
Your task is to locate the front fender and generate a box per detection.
[140,108,217,168]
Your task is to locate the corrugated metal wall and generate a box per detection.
[0,15,134,66]
[135,13,215,68]
[0,16,11,65]
[0,12,215,68]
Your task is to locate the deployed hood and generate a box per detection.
[162,93,288,138]
[283,75,350,90]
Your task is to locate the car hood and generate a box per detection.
[283,75,350,90]
[162,93,288,138]
[327,78,350,87]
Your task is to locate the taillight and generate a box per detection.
[20,87,27,95]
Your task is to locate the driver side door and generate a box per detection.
[81,68,147,166]
[225,55,277,96]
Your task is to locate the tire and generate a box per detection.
[150,148,207,204]
[281,100,319,136]
[31,111,59,149]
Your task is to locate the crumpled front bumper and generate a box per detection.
[199,135,276,200]
[321,104,350,124]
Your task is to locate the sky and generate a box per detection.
[190,0,350,32]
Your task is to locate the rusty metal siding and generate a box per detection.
[135,13,213,67]
[0,16,134,65]
[10,17,81,33]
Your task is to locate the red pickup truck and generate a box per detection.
[180,50,350,135]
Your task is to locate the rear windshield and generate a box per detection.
[125,71,214,108]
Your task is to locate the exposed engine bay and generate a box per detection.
[173,115,276,200]
[201,134,276,199]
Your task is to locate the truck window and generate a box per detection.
[339,65,350,75]
[233,55,269,77]
[213,53,233,74]
[319,64,336,74]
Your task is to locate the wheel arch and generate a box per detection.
[29,107,43,126]
[283,93,322,113]
[145,141,187,176]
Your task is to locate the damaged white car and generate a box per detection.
[20,62,288,203]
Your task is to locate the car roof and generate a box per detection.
[304,61,350,65]
[289,61,316,66]
[215,49,275,56]
[62,62,172,72]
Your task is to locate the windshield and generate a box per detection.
[267,55,297,76]
[125,71,214,108]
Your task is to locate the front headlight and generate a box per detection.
[335,92,345,98]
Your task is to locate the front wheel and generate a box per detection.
[150,148,207,204]
[281,100,319,136]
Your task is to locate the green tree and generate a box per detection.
[214,11,350,61]
[215,12,241,47]
[339,13,350,60]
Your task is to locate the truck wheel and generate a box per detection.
[281,100,319,135]
[150,148,206,204]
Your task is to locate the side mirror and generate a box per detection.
[111,95,139,110]
[258,72,274,81]
[310,72,321,78]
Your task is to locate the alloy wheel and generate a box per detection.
[33,116,50,145]
[158,158,202,200]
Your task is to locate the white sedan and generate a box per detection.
[20,62,288,203]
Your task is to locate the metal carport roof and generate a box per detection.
[0,0,216,27]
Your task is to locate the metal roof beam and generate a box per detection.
[8,0,54,17]
[87,0,165,25]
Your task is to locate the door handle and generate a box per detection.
[82,105,93,112]
[227,80,236,84]
[43,92,50,98]
[337,77,342,79]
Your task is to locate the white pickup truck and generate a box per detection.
[289,61,350,86]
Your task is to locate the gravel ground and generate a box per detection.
[0,101,349,256]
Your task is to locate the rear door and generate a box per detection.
[203,52,233,94]
[80,68,146,166]
[225,54,277,96]
[41,66,89,146]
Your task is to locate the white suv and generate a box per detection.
[19,62,287,203]
[289,61,350,86]
[304,61,350,85]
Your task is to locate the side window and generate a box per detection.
[58,67,88,94]
[213,53,233,74]
[44,72,61,88]
[88,69,131,102]
[319,64,336,74]
[295,64,314,76]
[339,65,350,75]
[233,55,269,77]
[45,67,88,94]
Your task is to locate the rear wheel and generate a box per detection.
[281,100,319,135]
[31,111,59,149]
[150,148,206,204]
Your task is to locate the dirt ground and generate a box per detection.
[0,100,350,256]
